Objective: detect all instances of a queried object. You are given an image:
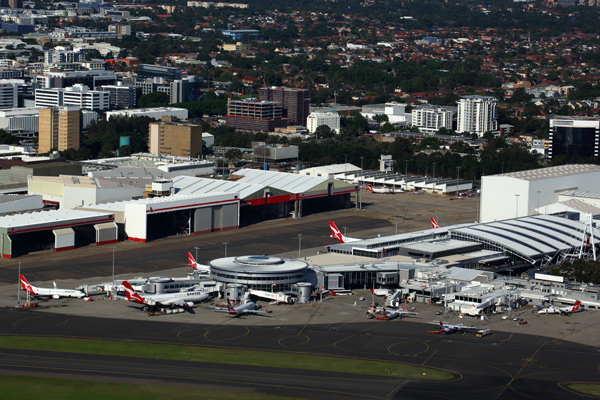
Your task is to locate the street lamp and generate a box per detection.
[297,234,303,259]
[194,246,199,264]
[343,227,347,236]
[395,218,399,235]
[223,242,229,257]
[110,246,117,300]
[515,194,520,218]
[360,156,364,210]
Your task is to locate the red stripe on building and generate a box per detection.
[55,246,75,252]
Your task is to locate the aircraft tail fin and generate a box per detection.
[53,282,57,289]
[330,290,338,296]
[573,300,581,311]
[20,275,35,294]
[187,252,197,269]
[431,217,439,229]
[123,281,144,304]
[366,184,374,192]
[329,221,345,243]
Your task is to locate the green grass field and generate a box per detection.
[0,335,453,380]
[569,384,600,396]
[0,375,303,400]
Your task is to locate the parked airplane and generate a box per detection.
[382,307,418,319]
[329,221,361,243]
[435,321,475,333]
[187,252,210,273]
[366,184,392,194]
[214,298,265,316]
[431,217,439,229]
[537,300,581,315]
[123,281,209,309]
[20,275,85,299]
[390,187,405,193]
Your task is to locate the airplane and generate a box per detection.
[123,281,209,309]
[187,252,210,273]
[431,217,439,229]
[214,298,266,317]
[537,300,581,315]
[20,275,85,299]
[390,187,405,193]
[381,307,418,319]
[329,221,361,243]
[433,321,476,333]
[365,183,392,194]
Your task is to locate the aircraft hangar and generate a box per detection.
[0,209,116,258]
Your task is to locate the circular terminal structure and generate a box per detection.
[210,255,309,291]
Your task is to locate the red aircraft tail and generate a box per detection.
[329,221,345,243]
[431,217,439,229]
[20,275,35,295]
[187,252,197,269]
[123,281,144,304]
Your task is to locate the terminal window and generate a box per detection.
[552,126,596,158]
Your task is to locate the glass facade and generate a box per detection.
[552,126,596,158]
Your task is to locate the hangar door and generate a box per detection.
[95,222,117,246]
[194,204,238,234]
[53,228,75,252]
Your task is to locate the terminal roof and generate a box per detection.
[493,164,600,181]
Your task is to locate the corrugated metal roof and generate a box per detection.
[233,168,330,193]
[173,175,264,199]
[494,164,600,181]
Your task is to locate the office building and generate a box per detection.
[411,105,453,135]
[0,69,23,79]
[136,64,182,82]
[38,107,81,153]
[307,110,340,134]
[35,70,117,90]
[456,95,498,136]
[44,49,84,64]
[0,80,19,109]
[225,99,289,132]
[222,29,259,41]
[548,116,600,159]
[108,24,131,36]
[35,85,110,111]
[98,83,138,109]
[258,87,310,126]
[106,107,188,121]
[149,117,203,158]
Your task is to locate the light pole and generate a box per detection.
[537,190,541,212]
[405,160,408,177]
[515,194,520,218]
[194,246,199,264]
[433,162,436,179]
[111,246,117,300]
[360,156,364,210]
[223,242,229,257]
[17,261,20,308]
[344,154,348,181]
[297,234,302,259]
[395,218,399,235]
[343,227,347,236]
[456,166,461,196]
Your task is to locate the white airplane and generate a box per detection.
[123,281,209,309]
[390,187,405,193]
[366,183,392,194]
[382,307,418,319]
[431,217,439,229]
[20,275,85,299]
[214,298,266,317]
[187,252,210,273]
[435,321,476,333]
[537,300,581,315]
[329,221,361,243]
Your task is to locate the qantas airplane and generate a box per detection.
[20,275,85,299]
[431,217,439,229]
[187,252,210,273]
[382,307,418,319]
[123,281,209,309]
[365,184,392,194]
[537,300,581,315]
[329,221,361,243]
[214,298,266,316]
[435,321,476,333]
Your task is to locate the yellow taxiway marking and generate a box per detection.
[422,350,437,366]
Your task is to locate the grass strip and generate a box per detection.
[0,375,303,400]
[0,335,452,380]
[568,384,600,396]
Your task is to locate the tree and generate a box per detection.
[373,114,389,124]
[225,148,242,160]
[380,122,395,133]
[0,129,19,145]
[138,92,170,108]
[314,125,335,138]
[483,131,495,141]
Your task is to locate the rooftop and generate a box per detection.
[493,164,600,181]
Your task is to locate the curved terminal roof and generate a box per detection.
[210,255,308,274]
[449,215,600,262]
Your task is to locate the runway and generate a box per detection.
[1,308,598,399]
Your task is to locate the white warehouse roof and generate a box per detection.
[233,168,330,193]
[494,164,600,181]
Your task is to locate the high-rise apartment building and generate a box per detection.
[456,95,498,136]
[258,87,310,126]
[307,110,340,134]
[0,80,19,109]
[148,117,203,158]
[411,105,453,135]
[108,24,131,35]
[549,116,600,159]
[38,106,81,154]
[99,83,139,109]
[136,64,183,82]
